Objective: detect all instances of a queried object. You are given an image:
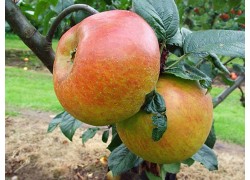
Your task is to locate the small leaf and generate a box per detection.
[143,90,166,114]
[132,0,179,42]
[152,113,167,141]
[107,132,123,152]
[183,30,245,58]
[182,158,195,166]
[192,144,218,171]
[47,111,64,133]
[146,171,161,180]
[108,144,143,176]
[143,91,167,141]
[102,130,110,143]
[161,163,181,174]
[232,64,245,75]
[59,112,82,141]
[205,121,216,149]
[82,127,100,144]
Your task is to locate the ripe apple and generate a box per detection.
[116,75,213,164]
[219,13,230,21]
[230,72,238,80]
[53,10,160,126]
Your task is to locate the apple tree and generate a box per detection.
[5,0,245,179]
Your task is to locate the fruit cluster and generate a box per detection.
[53,10,213,163]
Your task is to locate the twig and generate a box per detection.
[46,4,99,42]
[165,54,188,69]
[213,75,245,108]
[223,57,236,65]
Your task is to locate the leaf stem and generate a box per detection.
[166,54,188,69]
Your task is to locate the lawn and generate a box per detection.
[5,33,59,51]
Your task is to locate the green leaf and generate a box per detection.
[43,11,57,35]
[107,131,123,151]
[143,90,167,141]
[34,0,50,19]
[182,158,195,166]
[192,144,218,171]
[161,163,181,174]
[228,0,241,9]
[132,0,179,42]
[152,113,167,141]
[183,30,245,58]
[146,171,161,180]
[47,111,64,133]
[209,53,230,74]
[164,61,212,90]
[108,144,143,176]
[82,127,100,144]
[143,90,166,114]
[205,121,216,149]
[59,112,82,141]
[102,130,110,143]
[232,64,245,74]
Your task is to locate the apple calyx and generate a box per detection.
[70,48,77,62]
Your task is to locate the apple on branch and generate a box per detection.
[53,10,160,126]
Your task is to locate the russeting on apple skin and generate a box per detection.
[53,10,160,126]
[116,75,213,164]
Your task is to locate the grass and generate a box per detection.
[5,33,59,51]
[210,87,245,145]
[5,67,63,113]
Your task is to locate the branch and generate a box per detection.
[5,0,54,73]
[213,75,245,108]
[46,4,99,43]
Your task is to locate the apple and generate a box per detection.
[53,10,160,126]
[219,13,230,21]
[116,75,213,164]
[230,72,238,80]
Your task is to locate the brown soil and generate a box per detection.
[5,109,245,180]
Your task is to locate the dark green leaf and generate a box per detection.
[152,113,167,141]
[167,28,182,47]
[164,61,212,90]
[143,91,167,141]
[146,171,161,180]
[132,0,179,41]
[161,163,181,174]
[205,121,216,149]
[107,132,123,151]
[182,158,195,166]
[232,64,245,74]
[108,144,143,176]
[47,111,64,133]
[192,144,218,171]
[143,90,166,114]
[82,127,100,144]
[59,112,82,141]
[183,30,245,58]
[102,130,110,143]
[212,0,229,12]
[219,72,235,86]
[51,0,74,13]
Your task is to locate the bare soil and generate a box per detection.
[5,109,245,180]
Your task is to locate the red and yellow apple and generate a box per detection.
[116,75,213,164]
[53,10,160,126]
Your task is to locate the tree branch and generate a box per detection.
[5,0,55,73]
[213,75,245,108]
[46,4,99,43]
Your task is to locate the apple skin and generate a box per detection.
[53,10,160,126]
[116,75,213,164]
